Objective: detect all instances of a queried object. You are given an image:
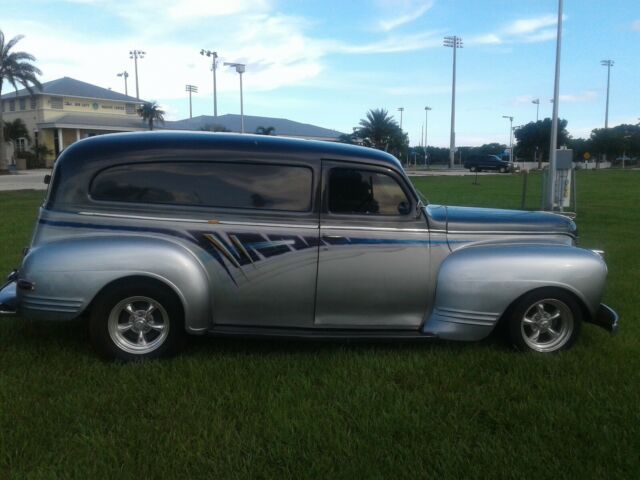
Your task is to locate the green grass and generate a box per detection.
[1,171,639,479]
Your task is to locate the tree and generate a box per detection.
[590,124,640,163]
[514,118,570,168]
[0,30,42,171]
[255,126,276,135]
[354,108,408,158]
[3,118,30,143]
[137,101,165,130]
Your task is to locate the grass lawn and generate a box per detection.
[1,171,638,478]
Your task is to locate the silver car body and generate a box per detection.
[0,132,617,341]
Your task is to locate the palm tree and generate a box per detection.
[255,126,276,135]
[356,109,407,156]
[137,101,165,130]
[0,30,42,171]
[4,118,30,143]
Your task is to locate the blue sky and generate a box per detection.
[2,0,639,146]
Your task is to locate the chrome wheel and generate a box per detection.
[521,298,574,352]
[107,296,170,355]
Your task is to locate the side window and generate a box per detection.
[91,162,313,212]
[328,168,411,216]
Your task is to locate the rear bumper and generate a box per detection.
[589,304,619,334]
[0,271,18,316]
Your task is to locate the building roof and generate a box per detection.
[164,114,344,140]
[38,113,149,131]
[1,77,143,103]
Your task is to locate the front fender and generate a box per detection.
[17,235,211,332]
[423,244,607,341]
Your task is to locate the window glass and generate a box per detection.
[91,162,313,212]
[328,168,410,216]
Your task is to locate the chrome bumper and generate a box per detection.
[590,304,619,334]
[0,271,18,316]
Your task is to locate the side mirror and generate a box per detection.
[398,201,411,215]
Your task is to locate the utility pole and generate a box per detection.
[185,85,198,118]
[444,35,463,169]
[201,49,219,117]
[532,98,540,122]
[129,50,145,99]
[601,60,614,128]
[117,71,129,96]
[424,106,431,167]
[224,62,246,133]
[547,0,563,210]
[502,115,514,163]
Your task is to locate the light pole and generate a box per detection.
[185,84,198,119]
[117,71,129,96]
[502,115,514,163]
[129,50,145,99]
[547,0,564,210]
[200,49,219,117]
[444,35,463,168]
[224,62,246,133]
[424,106,431,167]
[397,107,404,129]
[601,59,614,128]
[532,98,540,122]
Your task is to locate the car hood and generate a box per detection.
[426,205,577,237]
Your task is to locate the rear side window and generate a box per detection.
[91,162,313,212]
[328,168,410,216]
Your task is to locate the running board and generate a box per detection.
[208,325,437,341]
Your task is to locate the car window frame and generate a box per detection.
[321,160,417,223]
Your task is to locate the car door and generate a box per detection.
[315,161,431,329]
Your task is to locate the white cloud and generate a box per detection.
[378,1,434,32]
[632,20,640,31]
[467,34,502,46]
[559,91,597,103]
[337,31,442,54]
[504,14,558,35]
[472,14,565,47]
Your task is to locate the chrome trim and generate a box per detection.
[447,230,575,236]
[429,229,447,234]
[322,225,430,233]
[79,211,209,224]
[78,211,319,229]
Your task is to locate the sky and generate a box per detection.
[1,0,639,146]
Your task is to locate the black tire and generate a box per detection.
[506,288,582,353]
[89,279,187,361]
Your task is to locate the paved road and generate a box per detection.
[405,168,510,176]
[0,169,50,191]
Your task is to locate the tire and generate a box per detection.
[506,288,582,353]
[89,279,187,361]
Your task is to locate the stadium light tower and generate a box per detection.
[116,71,129,96]
[601,60,614,128]
[224,62,246,133]
[502,115,514,163]
[397,107,404,129]
[129,50,146,99]
[185,84,198,119]
[444,35,463,168]
[200,49,219,117]
[547,0,564,210]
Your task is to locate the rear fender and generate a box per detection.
[17,235,211,332]
[423,244,607,341]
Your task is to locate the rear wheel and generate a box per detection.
[89,280,186,361]
[507,289,582,353]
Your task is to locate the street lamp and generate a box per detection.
[601,60,614,128]
[547,0,564,210]
[200,49,219,117]
[224,62,246,133]
[444,35,463,169]
[117,71,129,96]
[502,115,514,163]
[532,98,540,122]
[129,50,146,99]
[424,106,432,167]
[185,84,198,119]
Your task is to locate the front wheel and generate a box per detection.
[89,280,186,361]
[506,289,582,353]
